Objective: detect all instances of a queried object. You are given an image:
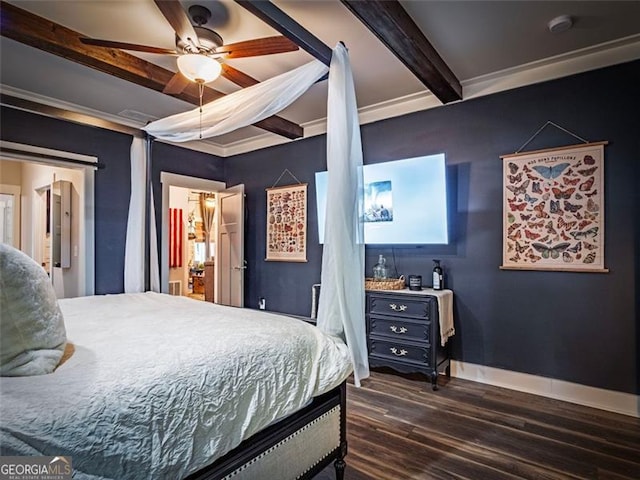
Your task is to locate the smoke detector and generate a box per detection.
[547,15,573,34]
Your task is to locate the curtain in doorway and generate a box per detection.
[169,208,183,268]
[199,194,215,260]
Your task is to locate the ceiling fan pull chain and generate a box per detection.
[198,82,204,139]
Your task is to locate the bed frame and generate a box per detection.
[185,382,347,480]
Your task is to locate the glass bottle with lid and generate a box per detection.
[372,254,389,280]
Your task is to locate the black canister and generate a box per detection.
[408,275,422,291]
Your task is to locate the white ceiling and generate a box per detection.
[2,1,639,156]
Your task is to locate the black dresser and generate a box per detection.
[366,289,451,390]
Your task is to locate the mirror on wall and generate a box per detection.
[50,180,71,268]
[0,191,19,247]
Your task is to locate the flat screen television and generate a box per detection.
[315,153,449,245]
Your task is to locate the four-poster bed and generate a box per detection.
[1,2,366,478]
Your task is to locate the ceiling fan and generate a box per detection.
[79,0,299,95]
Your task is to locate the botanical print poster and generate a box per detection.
[501,142,607,272]
[266,184,307,262]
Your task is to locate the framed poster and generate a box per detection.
[265,183,307,262]
[501,142,608,272]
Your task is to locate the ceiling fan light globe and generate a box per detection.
[177,54,221,83]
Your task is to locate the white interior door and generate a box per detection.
[215,184,245,307]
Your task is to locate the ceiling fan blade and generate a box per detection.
[215,36,298,59]
[154,0,201,49]
[220,64,259,88]
[79,37,177,55]
[163,71,192,95]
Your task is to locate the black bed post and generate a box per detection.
[335,381,348,479]
[143,132,153,291]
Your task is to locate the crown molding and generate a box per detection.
[0,85,228,157]
[3,33,640,158]
[1,84,143,130]
[462,33,640,100]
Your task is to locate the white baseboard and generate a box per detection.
[450,361,639,418]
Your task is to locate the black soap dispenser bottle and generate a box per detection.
[432,259,443,290]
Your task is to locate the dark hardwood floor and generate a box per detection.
[318,370,640,480]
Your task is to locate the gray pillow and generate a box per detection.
[0,243,67,376]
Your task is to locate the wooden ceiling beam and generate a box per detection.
[0,1,303,139]
[235,0,333,66]
[341,0,462,104]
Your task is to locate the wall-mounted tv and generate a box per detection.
[315,153,448,245]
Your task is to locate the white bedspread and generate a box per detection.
[0,292,352,479]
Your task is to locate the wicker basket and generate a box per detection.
[365,275,405,291]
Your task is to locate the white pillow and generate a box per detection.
[0,243,67,376]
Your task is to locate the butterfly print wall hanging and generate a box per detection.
[502,141,607,271]
[265,183,307,262]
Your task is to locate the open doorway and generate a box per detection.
[167,187,217,302]
[160,172,245,307]
[0,144,96,298]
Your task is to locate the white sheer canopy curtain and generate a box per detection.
[124,136,160,293]
[124,137,146,293]
[317,43,369,387]
[143,60,328,142]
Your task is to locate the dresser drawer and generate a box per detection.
[369,294,432,319]
[369,337,431,367]
[369,316,431,343]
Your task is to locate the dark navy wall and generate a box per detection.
[0,108,226,294]
[225,135,327,317]
[1,107,132,294]
[226,60,639,395]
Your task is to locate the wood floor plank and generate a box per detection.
[317,371,640,480]
[388,383,639,464]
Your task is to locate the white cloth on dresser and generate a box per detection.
[430,289,455,346]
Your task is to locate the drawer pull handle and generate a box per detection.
[390,347,408,357]
[390,325,408,334]
[389,303,407,312]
